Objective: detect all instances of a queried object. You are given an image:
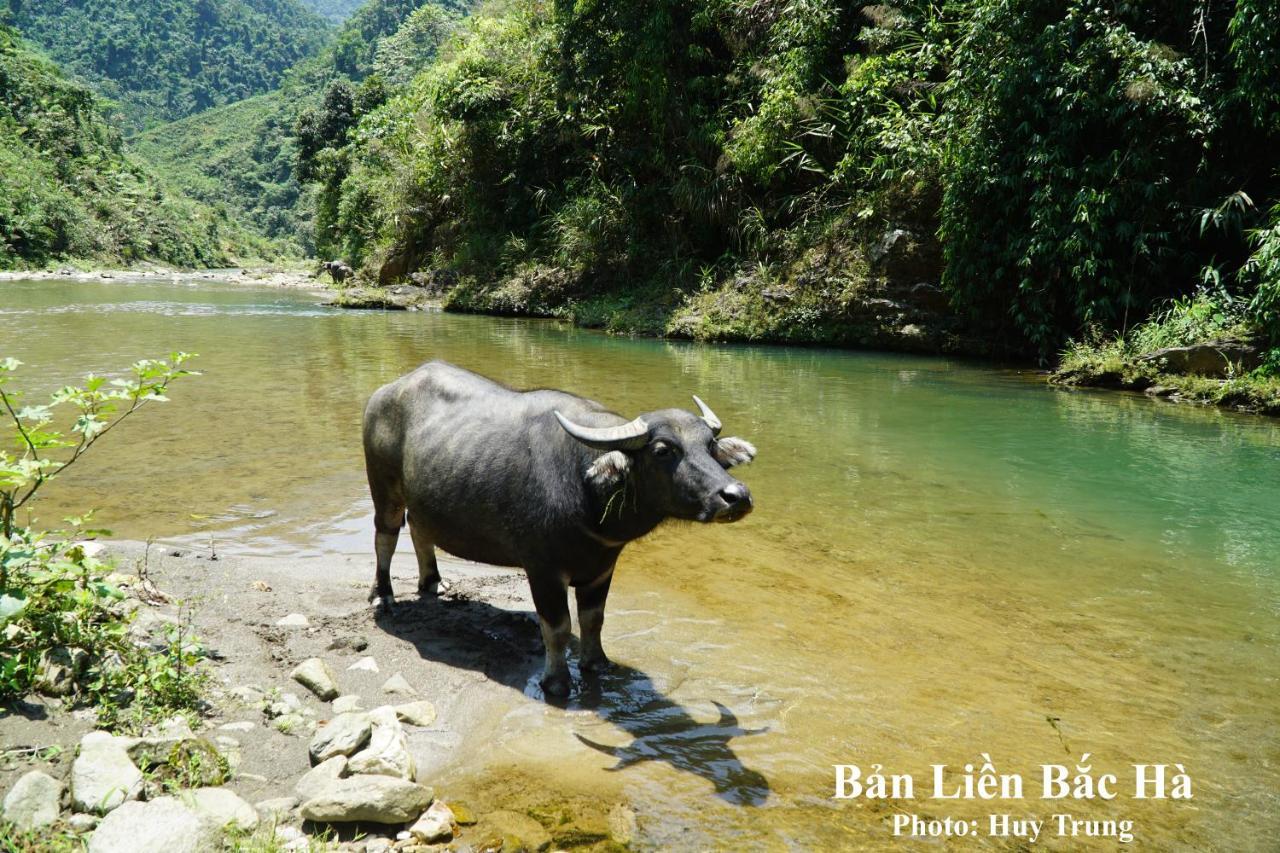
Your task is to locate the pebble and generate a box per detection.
[381,673,417,695]
[291,657,341,701]
[333,694,366,714]
[348,656,380,673]
[219,720,256,732]
[275,613,310,627]
[394,700,436,728]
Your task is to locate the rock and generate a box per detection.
[35,646,88,695]
[447,801,478,825]
[328,635,369,653]
[332,695,365,714]
[409,801,455,843]
[475,810,552,852]
[219,720,256,733]
[68,813,100,833]
[183,787,259,833]
[607,803,637,845]
[309,712,372,764]
[347,707,415,780]
[250,580,271,592]
[393,700,436,728]
[255,796,298,822]
[275,613,310,628]
[72,731,144,814]
[292,658,340,701]
[272,713,309,735]
[265,692,303,718]
[348,656,380,673]
[364,838,393,853]
[1136,337,1264,377]
[380,673,416,696]
[2,770,63,830]
[228,684,267,705]
[295,755,349,802]
[298,776,433,825]
[88,797,218,853]
[125,716,198,765]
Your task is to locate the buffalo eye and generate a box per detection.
[650,440,677,459]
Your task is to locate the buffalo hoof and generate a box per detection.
[540,671,571,698]
[579,654,612,675]
[377,594,396,614]
[417,578,450,599]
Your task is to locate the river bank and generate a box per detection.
[1,540,635,851]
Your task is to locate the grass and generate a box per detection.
[1053,294,1280,415]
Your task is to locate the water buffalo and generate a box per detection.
[319,259,353,284]
[362,361,757,697]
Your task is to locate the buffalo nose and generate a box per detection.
[719,482,752,509]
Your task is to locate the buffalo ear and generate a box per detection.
[714,436,757,468]
[586,450,632,488]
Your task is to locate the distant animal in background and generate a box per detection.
[361,361,758,697]
[319,259,353,284]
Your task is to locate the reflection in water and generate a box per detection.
[3,278,1279,847]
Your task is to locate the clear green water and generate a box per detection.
[3,278,1278,849]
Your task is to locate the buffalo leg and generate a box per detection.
[371,499,405,611]
[529,575,572,698]
[575,569,613,673]
[407,516,442,598]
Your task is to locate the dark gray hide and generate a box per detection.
[362,360,757,697]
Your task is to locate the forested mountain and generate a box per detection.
[298,0,366,23]
[131,0,465,252]
[308,0,1280,362]
[0,0,332,130]
[0,26,261,268]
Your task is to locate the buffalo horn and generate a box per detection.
[554,411,650,450]
[691,395,722,435]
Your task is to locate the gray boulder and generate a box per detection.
[347,707,414,780]
[309,712,371,764]
[298,776,433,824]
[88,797,218,853]
[182,787,259,833]
[2,770,63,830]
[72,732,144,814]
[294,755,349,802]
[1136,337,1264,377]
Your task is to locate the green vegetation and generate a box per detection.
[1,0,332,131]
[304,0,1278,373]
[130,0,466,255]
[0,354,209,729]
[129,92,313,255]
[0,26,275,268]
[299,0,368,23]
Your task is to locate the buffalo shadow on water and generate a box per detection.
[374,592,770,806]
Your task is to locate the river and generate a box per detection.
[3,276,1277,849]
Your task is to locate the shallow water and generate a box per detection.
[3,277,1278,849]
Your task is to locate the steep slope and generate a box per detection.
[1,0,332,130]
[130,0,466,251]
[0,26,261,268]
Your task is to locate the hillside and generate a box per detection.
[299,0,367,23]
[309,0,1280,368]
[0,0,332,130]
[0,26,265,269]
[130,0,466,252]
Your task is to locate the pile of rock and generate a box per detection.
[2,717,258,853]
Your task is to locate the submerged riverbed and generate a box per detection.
[3,276,1278,849]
